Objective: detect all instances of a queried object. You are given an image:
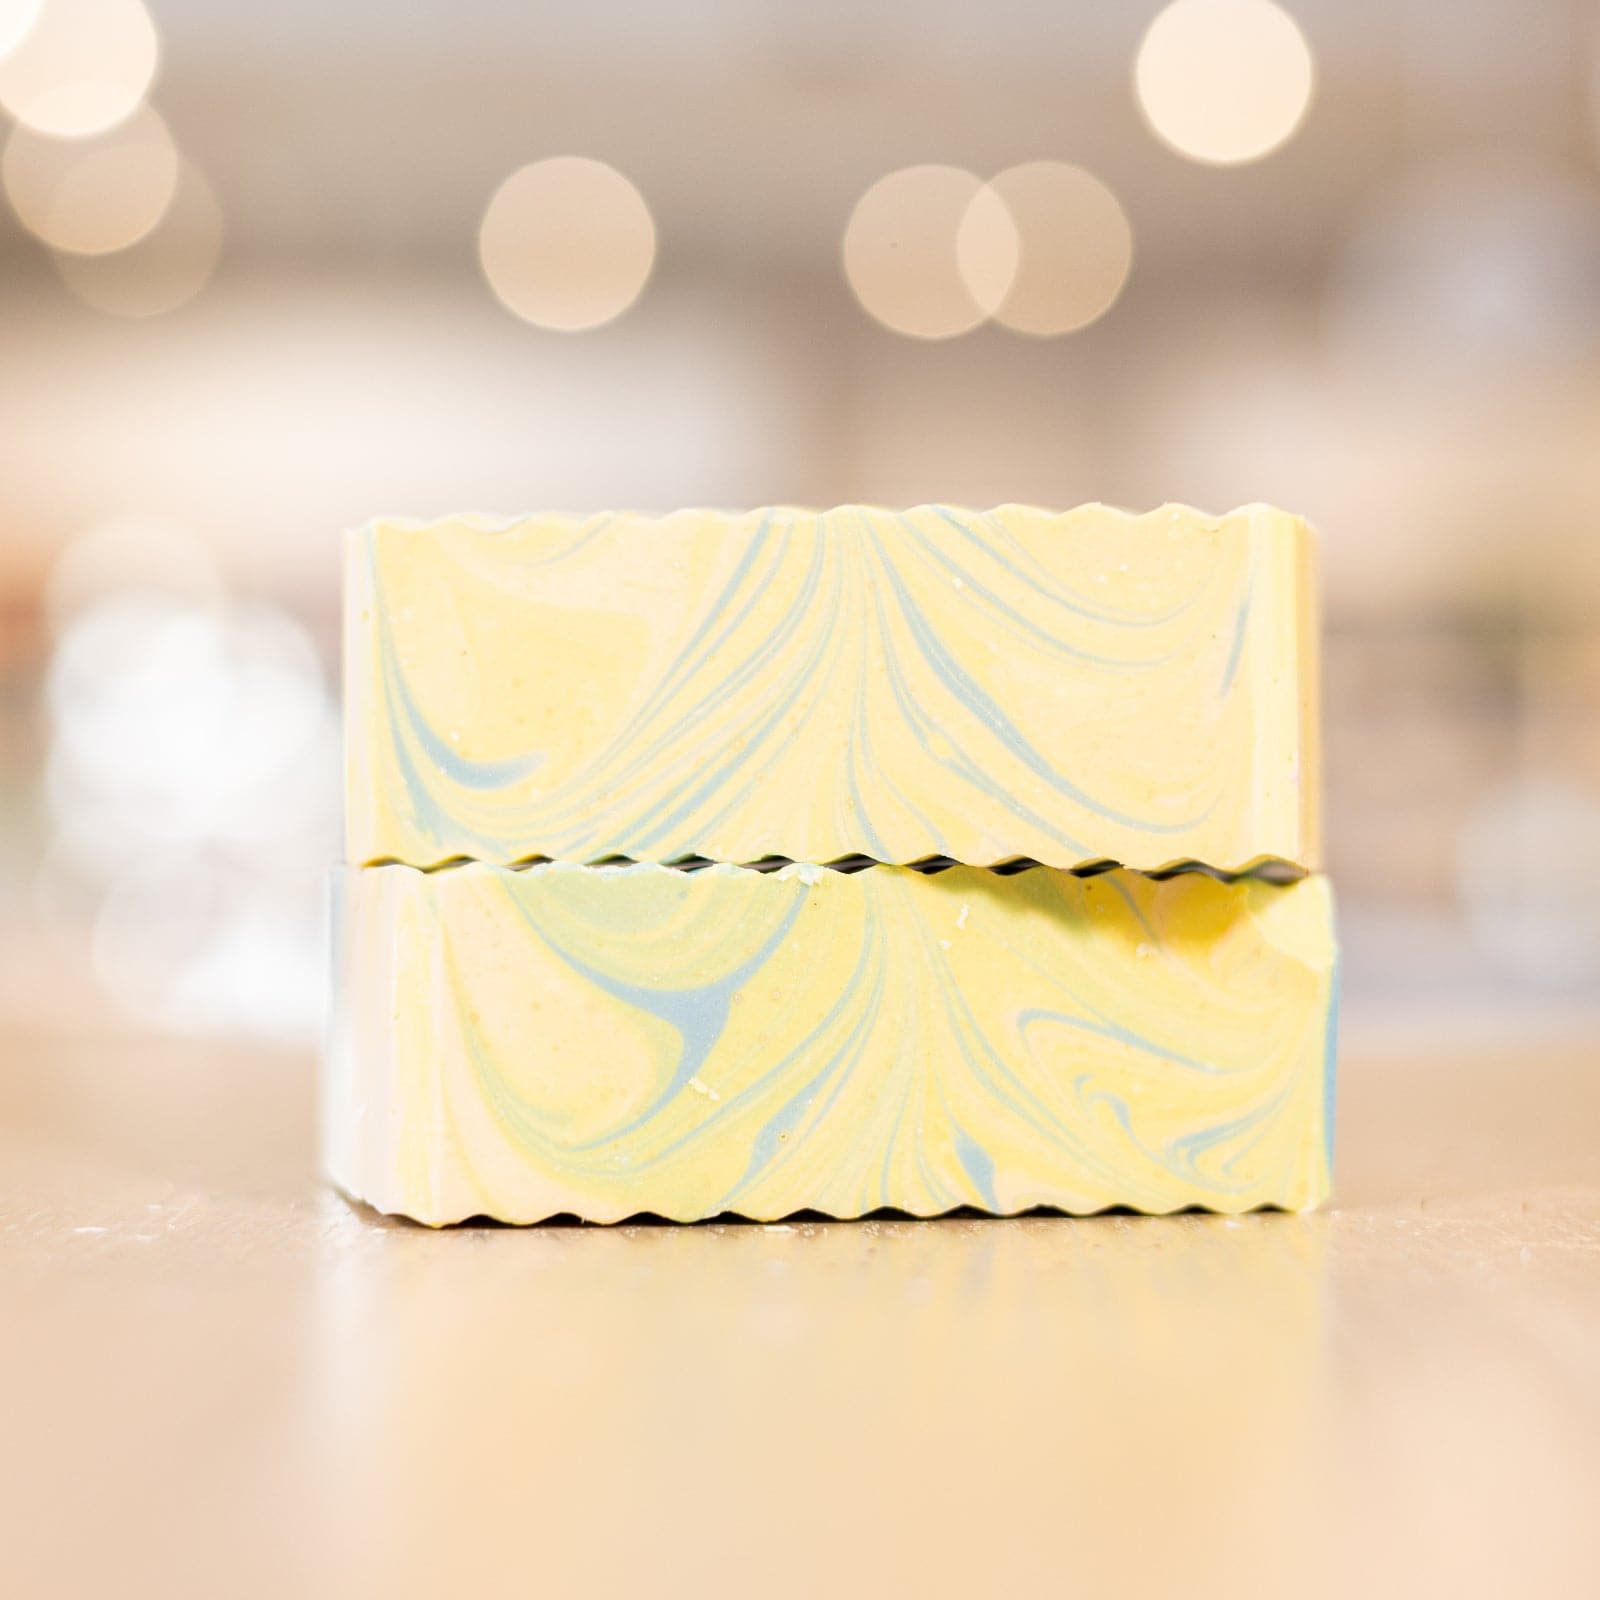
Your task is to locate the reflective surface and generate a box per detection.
[1,1024,1597,1598]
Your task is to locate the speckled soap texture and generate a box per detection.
[344,504,1320,873]
[326,862,1336,1225]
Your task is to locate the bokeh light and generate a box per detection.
[46,593,332,858]
[0,0,43,64]
[478,156,656,331]
[950,180,1020,320]
[844,164,1017,339]
[43,586,337,1035]
[1135,0,1314,167]
[53,157,222,315]
[3,103,178,254]
[0,0,159,139]
[965,161,1133,336]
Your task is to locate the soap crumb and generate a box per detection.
[688,1075,722,1102]
[956,903,969,930]
[938,938,951,950]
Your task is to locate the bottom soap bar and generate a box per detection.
[326,863,1337,1224]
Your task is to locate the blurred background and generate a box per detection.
[2,0,1600,1048]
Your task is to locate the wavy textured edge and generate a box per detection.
[352,501,1313,540]
[354,853,1310,883]
[332,1181,1315,1229]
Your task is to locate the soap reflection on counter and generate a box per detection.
[311,1211,1332,1598]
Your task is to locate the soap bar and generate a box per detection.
[325,862,1336,1224]
[345,504,1319,871]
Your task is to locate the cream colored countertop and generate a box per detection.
[2,1022,1597,1599]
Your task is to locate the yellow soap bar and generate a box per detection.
[345,504,1320,871]
[325,863,1336,1224]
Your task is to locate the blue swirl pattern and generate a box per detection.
[344,504,1319,871]
[326,863,1337,1224]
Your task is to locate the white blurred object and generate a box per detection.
[90,857,326,1039]
[844,164,1015,340]
[478,156,656,332]
[0,0,42,64]
[0,0,158,139]
[47,593,332,859]
[53,157,223,316]
[1134,0,1315,167]
[3,104,178,255]
[966,161,1133,337]
[1329,161,1600,375]
[1457,775,1600,987]
[43,581,337,1039]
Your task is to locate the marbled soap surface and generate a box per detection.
[326,863,1336,1224]
[344,504,1320,871]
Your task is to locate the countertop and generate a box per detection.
[2,1021,1597,1599]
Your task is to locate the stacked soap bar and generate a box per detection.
[345,503,1318,871]
[328,505,1335,1224]
[330,863,1335,1223]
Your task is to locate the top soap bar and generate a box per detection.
[344,504,1319,870]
